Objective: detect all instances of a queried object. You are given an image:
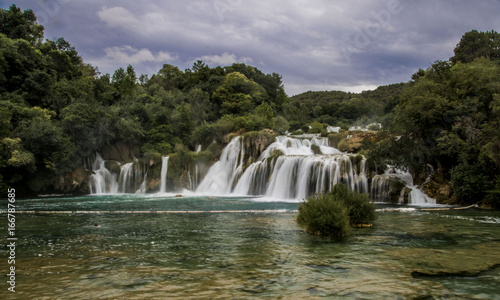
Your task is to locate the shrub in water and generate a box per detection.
[297,184,376,237]
[297,193,350,237]
[342,191,376,225]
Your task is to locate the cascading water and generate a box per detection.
[370,167,436,205]
[88,153,147,194]
[196,136,369,200]
[88,153,118,194]
[159,156,169,193]
[86,135,436,204]
[195,137,245,195]
[117,160,147,194]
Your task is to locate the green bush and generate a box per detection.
[311,144,322,155]
[297,193,350,238]
[328,132,348,148]
[309,121,323,133]
[297,184,376,237]
[342,191,376,225]
[337,138,349,152]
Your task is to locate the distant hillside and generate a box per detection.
[285,83,407,130]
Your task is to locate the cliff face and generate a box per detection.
[54,165,91,195]
[241,130,277,168]
[101,141,141,162]
[423,169,454,204]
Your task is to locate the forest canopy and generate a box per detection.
[0,5,499,206]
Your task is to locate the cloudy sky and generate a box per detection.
[3,0,500,95]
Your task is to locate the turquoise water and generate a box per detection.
[1,195,499,299]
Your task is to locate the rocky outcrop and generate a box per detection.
[423,167,455,204]
[54,165,91,195]
[242,130,277,163]
[424,178,454,204]
[330,131,382,153]
[101,141,140,162]
[371,175,409,203]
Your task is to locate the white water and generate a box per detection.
[196,136,369,200]
[89,154,118,194]
[88,154,147,194]
[370,167,436,205]
[159,156,169,193]
[87,135,436,204]
[195,137,245,195]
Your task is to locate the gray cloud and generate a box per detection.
[8,0,500,95]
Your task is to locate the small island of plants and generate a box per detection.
[296,184,376,238]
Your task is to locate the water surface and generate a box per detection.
[1,195,499,299]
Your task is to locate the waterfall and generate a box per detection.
[160,156,169,193]
[196,137,245,195]
[197,136,369,200]
[118,162,134,192]
[86,135,436,204]
[117,160,146,193]
[89,153,119,194]
[88,154,147,194]
[370,167,436,205]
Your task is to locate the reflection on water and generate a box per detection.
[0,195,499,299]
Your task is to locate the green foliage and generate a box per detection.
[336,185,376,225]
[0,5,44,45]
[297,184,376,238]
[214,72,266,116]
[285,84,404,129]
[255,102,274,129]
[309,121,323,134]
[1,137,35,169]
[17,115,75,172]
[310,144,322,155]
[142,125,179,155]
[272,116,289,134]
[485,176,500,209]
[328,133,347,148]
[450,162,489,203]
[297,193,351,238]
[337,139,349,152]
[451,30,500,64]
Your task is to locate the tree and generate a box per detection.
[254,102,274,129]
[451,30,500,64]
[0,5,44,45]
[39,37,83,80]
[61,100,115,158]
[213,72,266,116]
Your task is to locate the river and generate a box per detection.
[1,194,499,299]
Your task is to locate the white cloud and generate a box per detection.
[196,52,253,67]
[40,0,500,94]
[102,46,177,65]
[97,6,140,29]
[86,46,178,74]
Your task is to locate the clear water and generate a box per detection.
[1,195,499,299]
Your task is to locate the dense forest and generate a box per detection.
[0,5,499,207]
